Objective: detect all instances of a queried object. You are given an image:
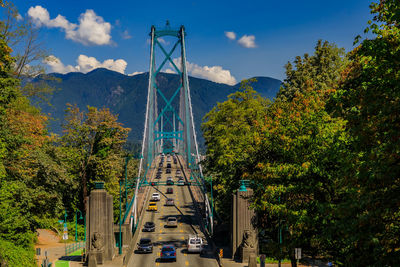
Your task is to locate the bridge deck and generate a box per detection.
[127,154,217,267]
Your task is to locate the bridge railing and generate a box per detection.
[65,241,85,255]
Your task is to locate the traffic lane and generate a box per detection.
[130,188,191,267]
[129,191,215,266]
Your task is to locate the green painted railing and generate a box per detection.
[65,241,85,255]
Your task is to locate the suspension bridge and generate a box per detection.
[120,22,216,266]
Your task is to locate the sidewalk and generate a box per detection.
[220,258,307,267]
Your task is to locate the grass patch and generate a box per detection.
[257,257,291,263]
[55,260,69,267]
[69,249,83,256]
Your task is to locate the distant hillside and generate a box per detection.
[35,68,281,145]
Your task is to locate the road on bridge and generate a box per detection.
[127,154,218,267]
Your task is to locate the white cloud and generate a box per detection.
[225,31,236,40]
[238,34,256,48]
[28,6,112,46]
[45,55,127,74]
[158,38,168,45]
[169,58,237,85]
[164,69,175,74]
[16,13,23,21]
[128,71,144,76]
[121,30,132,40]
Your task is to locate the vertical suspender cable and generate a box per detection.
[132,26,155,229]
[181,26,213,234]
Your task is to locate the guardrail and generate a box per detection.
[65,241,85,255]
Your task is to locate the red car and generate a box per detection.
[166,187,173,194]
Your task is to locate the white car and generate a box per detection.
[187,236,204,253]
[166,217,178,227]
[151,193,160,201]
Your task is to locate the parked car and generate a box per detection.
[166,168,171,174]
[159,162,163,167]
[136,238,153,253]
[173,159,177,164]
[143,221,155,232]
[147,202,157,211]
[166,187,173,194]
[167,163,171,168]
[151,193,160,201]
[166,217,178,227]
[160,245,176,261]
[176,169,181,174]
[165,198,174,206]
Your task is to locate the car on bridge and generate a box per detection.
[187,236,204,253]
[166,187,173,194]
[142,221,155,232]
[166,217,178,227]
[177,180,184,186]
[165,198,174,206]
[147,202,157,211]
[136,238,153,253]
[151,193,160,201]
[160,245,176,262]
[166,177,174,185]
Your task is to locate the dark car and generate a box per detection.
[159,163,163,167]
[166,187,173,194]
[166,180,174,185]
[166,168,171,174]
[160,245,176,261]
[143,221,155,232]
[136,238,153,253]
[167,163,171,168]
[173,159,177,164]
[184,181,191,185]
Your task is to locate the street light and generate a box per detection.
[119,180,123,254]
[75,209,84,242]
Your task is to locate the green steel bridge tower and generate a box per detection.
[128,22,213,234]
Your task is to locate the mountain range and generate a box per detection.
[35,68,281,146]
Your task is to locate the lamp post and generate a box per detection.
[119,180,122,255]
[124,155,132,208]
[278,195,282,267]
[75,209,83,242]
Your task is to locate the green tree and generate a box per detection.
[250,85,348,266]
[61,104,130,215]
[202,79,270,223]
[330,1,400,265]
[277,40,348,101]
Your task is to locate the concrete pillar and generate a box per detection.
[86,182,115,265]
[231,188,258,262]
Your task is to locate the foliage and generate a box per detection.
[277,40,348,101]
[0,238,35,267]
[202,79,270,221]
[328,1,400,265]
[250,86,348,263]
[60,104,131,220]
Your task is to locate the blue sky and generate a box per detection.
[9,0,373,84]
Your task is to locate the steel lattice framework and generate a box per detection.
[129,22,213,234]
